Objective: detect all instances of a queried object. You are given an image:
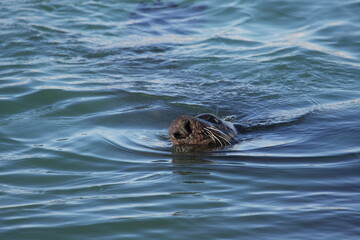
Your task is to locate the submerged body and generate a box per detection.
[169,113,241,147]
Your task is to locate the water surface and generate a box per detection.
[1,0,360,239]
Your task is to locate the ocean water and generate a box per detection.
[1,0,360,239]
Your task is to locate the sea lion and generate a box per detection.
[169,113,242,147]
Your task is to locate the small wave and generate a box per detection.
[99,129,172,159]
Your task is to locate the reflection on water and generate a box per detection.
[1,0,360,239]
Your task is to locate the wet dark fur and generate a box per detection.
[169,113,240,147]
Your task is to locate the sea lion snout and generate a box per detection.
[169,116,193,140]
[169,115,198,144]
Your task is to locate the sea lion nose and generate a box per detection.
[170,118,193,140]
[173,131,186,139]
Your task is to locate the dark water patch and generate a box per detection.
[201,36,262,48]
[82,44,174,59]
[251,1,312,29]
[31,24,68,35]
[207,3,253,27]
[127,1,208,35]
[1,89,108,118]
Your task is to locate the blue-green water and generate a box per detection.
[1,0,360,239]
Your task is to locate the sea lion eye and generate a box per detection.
[196,114,219,123]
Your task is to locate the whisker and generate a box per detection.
[218,135,230,145]
[204,128,222,146]
[204,128,217,145]
[204,128,218,145]
[205,127,224,146]
[206,127,231,145]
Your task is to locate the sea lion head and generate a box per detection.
[169,113,238,147]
